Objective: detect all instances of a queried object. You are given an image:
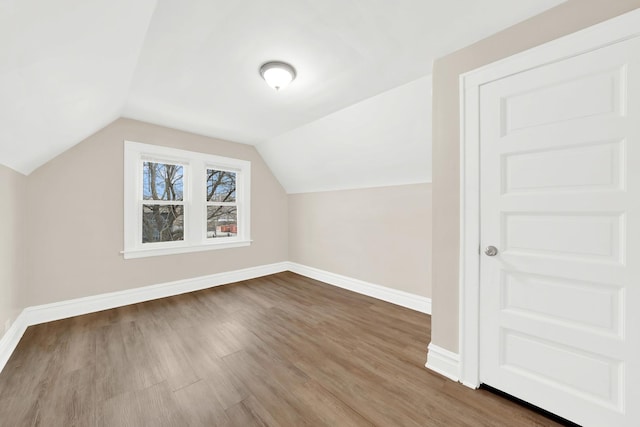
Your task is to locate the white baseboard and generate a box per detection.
[425,342,460,382]
[23,262,289,327]
[0,262,288,374]
[287,262,431,314]
[0,315,28,375]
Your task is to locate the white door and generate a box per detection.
[479,36,640,427]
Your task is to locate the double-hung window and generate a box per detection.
[123,141,251,259]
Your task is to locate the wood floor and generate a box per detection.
[0,272,563,426]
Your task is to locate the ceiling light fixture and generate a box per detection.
[259,61,296,91]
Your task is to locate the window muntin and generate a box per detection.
[124,141,251,259]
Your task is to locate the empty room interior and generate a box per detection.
[1,1,640,426]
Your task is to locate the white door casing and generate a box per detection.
[459,9,640,427]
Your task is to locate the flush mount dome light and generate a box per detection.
[259,61,296,91]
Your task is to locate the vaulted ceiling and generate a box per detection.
[1,0,564,179]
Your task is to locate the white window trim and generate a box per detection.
[123,141,251,259]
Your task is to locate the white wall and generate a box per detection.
[0,165,26,339]
[289,184,432,297]
[257,75,432,194]
[23,118,288,307]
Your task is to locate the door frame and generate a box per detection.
[458,8,640,389]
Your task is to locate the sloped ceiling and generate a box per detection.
[0,0,157,174]
[0,0,565,176]
[258,76,432,193]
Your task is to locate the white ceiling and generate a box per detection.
[0,0,565,175]
[0,0,157,174]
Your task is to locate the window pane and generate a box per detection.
[207,206,237,238]
[143,162,184,201]
[207,170,236,202]
[143,204,184,243]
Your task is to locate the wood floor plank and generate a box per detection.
[0,272,563,426]
[0,393,34,426]
[137,320,201,392]
[225,396,282,427]
[223,346,324,424]
[98,381,185,427]
[94,321,164,402]
[34,365,97,427]
[175,333,248,410]
[0,323,64,401]
[172,379,232,427]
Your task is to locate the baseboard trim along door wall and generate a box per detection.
[425,342,460,382]
[0,261,432,374]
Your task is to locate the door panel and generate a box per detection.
[501,330,622,406]
[502,139,625,193]
[502,271,622,335]
[501,65,625,134]
[479,36,640,427]
[502,212,624,261]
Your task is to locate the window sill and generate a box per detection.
[122,240,252,259]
